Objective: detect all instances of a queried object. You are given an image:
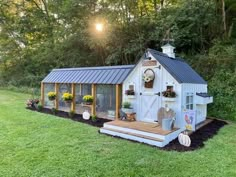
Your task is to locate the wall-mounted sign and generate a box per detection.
[142,60,157,66]
[183,110,196,131]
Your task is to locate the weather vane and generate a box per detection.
[162,29,174,44]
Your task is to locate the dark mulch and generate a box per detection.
[163,119,228,152]
[27,107,228,152]
[26,107,111,127]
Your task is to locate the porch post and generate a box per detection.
[41,82,44,107]
[71,83,76,112]
[55,83,59,109]
[115,84,121,120]
[91,84,96,116]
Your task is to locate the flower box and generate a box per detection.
[127,95,135,99]
[162,97,176,102]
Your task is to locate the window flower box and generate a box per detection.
[162,97,176,102]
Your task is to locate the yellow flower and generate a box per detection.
[62,92,73,101]
[83,95,93,102]
[47,92,56,100]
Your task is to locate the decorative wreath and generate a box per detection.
[143,69,155,82]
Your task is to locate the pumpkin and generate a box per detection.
[178,133,191,147]
[83,110,90,120]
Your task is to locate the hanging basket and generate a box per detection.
[143,68,155,88]
[64,100,72,104]
[144,80,154,88]
[48,97,56,101]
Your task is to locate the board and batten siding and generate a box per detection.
[181,84,208,125]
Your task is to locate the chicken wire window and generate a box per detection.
[58,83,71,111]
[186,93,194,110]
[75,84,92,114]
[96,85,116,119]
[44,83,55,108]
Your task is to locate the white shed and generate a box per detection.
[101,44,213,147]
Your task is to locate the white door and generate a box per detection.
[140,93,159,122]
[139,66,161,122]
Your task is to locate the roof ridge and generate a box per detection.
[52,65,135,71]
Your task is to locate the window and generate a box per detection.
[186,93,194,110]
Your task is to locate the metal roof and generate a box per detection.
[148,48,207,84]
[196,93,211,97]
[42,65,135,84]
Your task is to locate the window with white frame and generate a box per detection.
[186,93,194,110]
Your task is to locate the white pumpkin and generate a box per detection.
[83,110,90,120]
[178,133,191,147]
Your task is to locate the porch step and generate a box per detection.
[104,123,166,140]
[100,127,165,147]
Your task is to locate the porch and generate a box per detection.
[100,120,183,147]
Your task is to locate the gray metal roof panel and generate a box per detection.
[148,49,207,84]
[42,65,135,84]
[196,92,211,97]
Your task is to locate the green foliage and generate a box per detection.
[37,104,43,112]
[91,114,97,122]
[208,70,236,121]
[51,108,58,115]
[122,101,131,109]
[68,110,75,118]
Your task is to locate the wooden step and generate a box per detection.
[101,127,163,142]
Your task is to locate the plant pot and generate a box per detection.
[126,113,136,121]
[49,97,55,101]
[162,97,176,102]
[85,101,92,105]
[65,100,72,104]
[144,80,154,88]
[121,108,134,114]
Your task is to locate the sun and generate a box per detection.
[95,23,104,32]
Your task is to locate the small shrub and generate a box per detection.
[51,108,58,115]
[122,101,131,109]
[91,115,97,122]
[37,104,43,111]
[68,110,75,118]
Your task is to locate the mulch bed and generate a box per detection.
[26,107,111,127]
[27,107,228,152]
[162,119,228,152]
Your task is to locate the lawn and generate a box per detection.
[0,90,235,177]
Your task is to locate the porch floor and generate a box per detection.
[105,120,178,135]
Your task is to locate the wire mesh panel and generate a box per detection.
[44,83,55,108]
[75,84,92,114]
[58,83,72,112]
[96,85,116,119]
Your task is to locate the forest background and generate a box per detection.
[0,0,235,120]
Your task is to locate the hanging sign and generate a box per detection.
[183,110,196,131]
[142,60,157,66]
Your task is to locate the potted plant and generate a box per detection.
[62,92,73,103]
[121,101,134,114]
[47,91,56,101]
[83,95,93,105]
[125,89,135,96]
[125,89,135,98]
[162,89,177,101]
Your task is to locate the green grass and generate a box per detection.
[0,90,235,177]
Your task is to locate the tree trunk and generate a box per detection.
[222,0,227,38]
